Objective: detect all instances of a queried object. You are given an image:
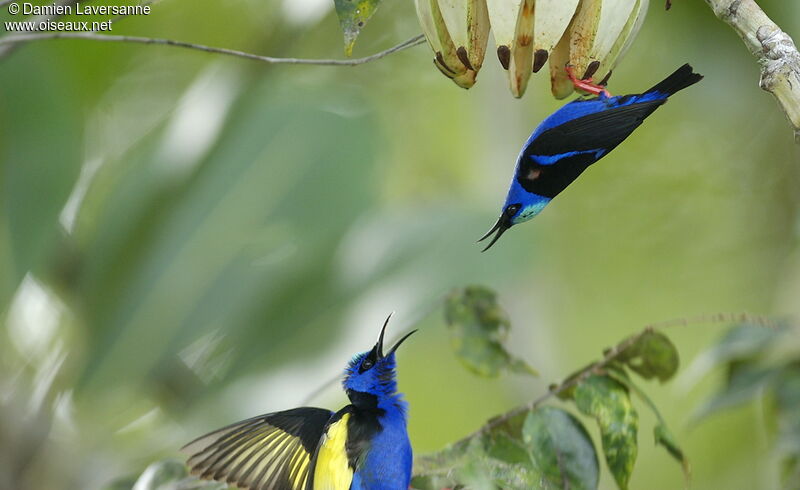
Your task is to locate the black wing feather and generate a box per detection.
[183,407,333,490]
[527,100,665,156]
[516,152,598,198]
[646,63,703,96]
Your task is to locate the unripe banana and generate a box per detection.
[415,0,478,88]
[548,19,575,99]
[507,0,535,98]
[486,0,522,70]
[438,0,490,73]
[550,0,648,98]
[594,0,649,82]
[416,0,648,97]
[531,0,580,73]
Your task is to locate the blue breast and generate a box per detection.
[350,406,411,490]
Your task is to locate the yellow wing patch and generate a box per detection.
[313,413,354,490]
[183,408,332,490]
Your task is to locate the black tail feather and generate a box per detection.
[646,63,703,96]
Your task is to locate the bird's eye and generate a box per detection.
[506,204,521,215]
[360,358,374,372]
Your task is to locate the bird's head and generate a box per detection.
[343,314,416,401]
[478,197,549,252]
[477,203,519,252]
[479,177,553,252]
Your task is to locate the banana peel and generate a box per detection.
[595,0,649,82]
[532,0,580,73]
[508,0,535,97]
[438,0,491,73]
[415,0,479,88]
[415,0,648,97]
[486,0,522,70]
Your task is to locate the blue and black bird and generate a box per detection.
[182,315,416,490]
[479,63,703,251]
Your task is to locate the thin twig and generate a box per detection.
[0,0,82,58]
[704,0,800,142]
[108,0,159,25]
[0,31,427,66]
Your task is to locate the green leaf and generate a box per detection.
[712,323,784,361]
[523,407,600,490]
[71,79,382,411]
[334,0,382,56]
[462,412,542,489]
[692,365,781,420]
[653,423,688,475]
[606,366,690,480]
[412,412,542,490]
[411,439,471,490]
[618,331,679,382]
[0,51,84,306]
[574,375,639,490]
[459,436,542,490]
[683,323,787,385]
[444,286,538,378]
[775,363,800,487]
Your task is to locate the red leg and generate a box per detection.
[565,65,611,98]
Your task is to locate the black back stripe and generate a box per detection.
[527,100,664,157]
[516,152,598,198]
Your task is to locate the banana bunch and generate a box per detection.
[414,0,649,98]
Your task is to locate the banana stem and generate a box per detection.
[704,0,800,143]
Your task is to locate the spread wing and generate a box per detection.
[183,407,333,490]
[526,100,665,157]
[307,408,355,490]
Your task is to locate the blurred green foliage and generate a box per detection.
[445,285,538,377]
[413,324,688,489]
[691,322,800,488]
[1,0,799,489]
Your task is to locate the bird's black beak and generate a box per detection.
[387,329,417,357]
[478,213,512,252]
[372,312,417,358]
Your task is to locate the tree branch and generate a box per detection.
[704,0,800,142]
[0,0,82,58]
[456,312,775,444]
[0,31,426,66]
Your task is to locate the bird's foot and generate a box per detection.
[565,64,611,98]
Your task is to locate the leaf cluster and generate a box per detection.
[691,322,800,488]
[415,290,690,490]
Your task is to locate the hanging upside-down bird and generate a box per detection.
[479,63,703,252]
[182,315,416,490]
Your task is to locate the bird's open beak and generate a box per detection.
[387,329,417,356]
[373,312,417,358]
[477,214,512,252]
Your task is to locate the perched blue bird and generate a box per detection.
[182,315,416,490]
[479,64,703,251]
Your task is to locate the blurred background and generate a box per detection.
[1,0,799,488]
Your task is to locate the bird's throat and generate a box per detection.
[347,389,380,410]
